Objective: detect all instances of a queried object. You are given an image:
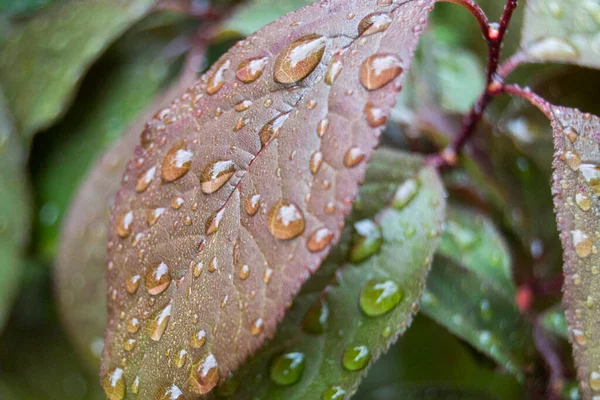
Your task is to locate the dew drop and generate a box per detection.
[206,209,225,236]
[147,208,166,227]
[571,230,593,258]
[236,56,268,83]
[193,261,204,278]
[364,102,387,127]
[200,160,235,194]
[358,13,392,36]
[274,34,326,84]
[145,262,172,295]
[310,151,324,174]
[572,328,587,345]
[263,268,274,284]
[359,53,403,90]
[316,118,329,137]
[147,303,172,341]
[322,386,346,400]
[342,345,371,371]
[207,59,231,95]
[125,274,141,294]
[307,227,334,252]
[136,166,156,193]
[171,196,184,210]
[155,384,184,400]
[344,146,365,168]
[565,150,581,171]
[102,367,125,400]
[325,55,343,85]
[259,113,289,146]
[162,141,193,182]
[580,163,600,195]
[267,201,305,240]
[189,353,220,395]
[302,299,328,334]
[590,371,600,391]
[127,317,140,333]
[360,279,403,316]
[123,338,136,352]
[350,219,383,263]
[208,257,218,273]
[190,329,207,348]
[115,211,133,238]
[131,376,140,394]
[239,264,250,280]
[235,99,253,112]
[245,194,261,216]
[393,178,419,210]
[270,352,305,386]
[576,192,591,211]
[565,126,578,142]
[250,317,264,335]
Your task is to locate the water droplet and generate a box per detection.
[126,274,141,294]
[147,303,172,341]
[325,55,342,85]
[200,160,235,194]
[344,146,365,168]
[116,211,133,238]
[250,318,264,335]
[310,151,324,174]
[322,386,346,400]
[245,194,261,216]
[360,53,403,90]
[316,119,329,137]
[123,338,136,351]
[358,13,392,36]
[156,384,184,400]
[145,262,172,295]
[307,227,334,252]
[147,208,165,227]
[580,163,600,195]
[189,353,220,395]
[270,352,305,386]
[393,178,419,210]
[274,34,326,84]
[360,279,403,316]
[363,102,387,127]
[162,141,193,182]
[171,196,184,209]
[302,299,328,334]
[190,329,207,348]
[576,192,592,211]
[236,57,268,83]
[239,264,250,280]
[565,126,578,142]
[565,151,581,171]
[102,367,125,400]
[571,230,593,258]
[259,113,289,146]
[350,219,383,263]
[591,371,600,391]
[127,317,140,333]
[267,201,305,240]
[377,0,393,5]
[235,99,253,112]
[208,257,218,273]
[207,59,231,95]
[131,376,140,394]
[263,268,274,283]
[572,328,587,345]
[193,261,204,278]
[136,166,156,193]
[206,209,225,235]
[342,345,371,371]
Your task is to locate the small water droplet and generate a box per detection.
[206,209,225,235]
[358,13,392,36]
[360,53,403,90]
[350,219,383,263]
[136,166,156,193]
[343,146,365,168]
[145,262,171,295]
[393,178,419,210]
[171,196,184,209]
[322,386,346,400]
[189,353,220,395]
[235,100,253,112]
[102,367,125,400]
[342,345,371,371]
[363,102,387,127]
[316,118,329,137]
[147,303,172,341]
[590,371,600,391]
[302,299,328,334]
[571,229,593,258]
[126,274,141,294]
[131,376,140,394]
[565,151,581,171]
[200,160,235,194]
[263,268,274,283]
[310,151,324,174]
[360,279,403,316]
[147,208,166,227]
[127,317,140,333]
[267,201,305,240]
[123,338,136,351]
[207,59,231,95]
[325,55,342,85]
[270,352,305,386]
[190,329,207,348]
[576,192,592,211]
[259,113,289,146]
[239,264,250,280]
[250,318,264,335]
[116,211,133,238]
[274,34,326,84]
[236,57,268,83]
[580,163,600,195]
[208,257,218,273]
[572,328,587,345]
[162,141,193,182]
[245,194,261,216]
[564,126,578,142]
[307,227,334,252]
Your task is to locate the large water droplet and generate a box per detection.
[147,208,166,227]
[236,57,268,83]
[136,166,156,193]
[358,13,392,36]
[200,160,235,194]
[270,352,305,386]
[307,227,334,252]
[145,262,172,295]
[393,178,419,210]
[189,353,220,395]
[102,367,125,400]
[147,303,172,341]
[350,219,383,263]
[267,201,305,240]
[580,163,600,195]
[342,345,371,371]
[344,146,365,168]
[360,53,403,90]
[274,34,326,84]
[360,279,403,316]
[190,329,207,348]
[162,141,193,182]
[207,59,231,95]
[571,229,593,258]
[116,211,133,238]
[302,299,328,334]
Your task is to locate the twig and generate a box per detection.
[501,84,553,119]
[533,319,566,400]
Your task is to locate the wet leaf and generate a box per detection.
[520,0,600,68]
[541,304,569,340]
[0,0,157,138]
[222,149,445,399]
[101,0,434,396]
[550,105,600,399]
[421,206,533,378]
[0,88,30,333]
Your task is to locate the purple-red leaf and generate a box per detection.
[100,0,434,398]
[551,105,600,399]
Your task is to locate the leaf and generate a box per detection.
[520,0,600,68]
[540,305,568,340]
[101,0,435,397]
[421,206,533,378]
[0,0,57,16]
[0,0,157,138]
[0,88,30,334]
[216,149,445,399]
[550,104,600,399]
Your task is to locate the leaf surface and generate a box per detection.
[217,149,445,399]
[101,1,435,394]
[0,0,156,138]
[520,0,600,68]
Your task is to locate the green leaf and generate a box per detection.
[0,0,157,138]
[520,0,600,68]
[220,149,445,399]
[0,88,30,334]
[541,305,569,340]
[421,206,533,379]
[0,0,56,16]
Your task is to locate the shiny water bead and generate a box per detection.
[342,345,371,371]
[591,371,600,391]
[190,329,207,348]
[310,151,324,174]
[200,160,235,194]
[363,102,387,127]
[571,230,593,258]
[393,178,419,210]
[155,384,184,400]
[207,59,231,95]
[250,317,264,335]
[236,56,268,83]
[131,376,140,394]
[580,163,600,195]
[267,201,305,239]
[206,209,225,235]
[171,196,184,210]
[358,13,392,36]
[235,99,253,112]
[350,219,383,263]
[136,165,156,193]
[239,264,250,280]
[123,338,136,352]
[576,192,591,211]
[565,150,581,171]
[359,53,403,90]
[193,261,204,278]
[125,274,141,294]
[208,257,218,273]
[316,118,329,137]
[343,146,365,168]
[245,194,261,216]
[322,386,346,400]
[259,113,289,146]
[360,279,403,316]
[270,352,305,386]
[102,367,126,400]
[147,303,172,341]
[115,211,133,238]
[564,126,578,142]
[147,208,166,226]
[274,34,326,84]
[161,141,193,182]
[325,55,343,85]
[302,299,329,334]
[127,317,140,333]
[307,227,334,252]
[189,353,220,394]
[145,262,172,295]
